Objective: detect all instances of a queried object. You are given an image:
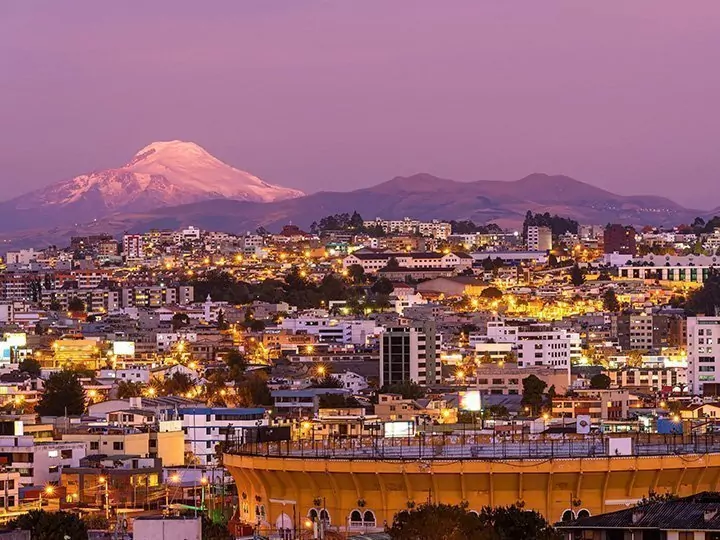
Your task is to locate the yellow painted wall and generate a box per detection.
[225,451,720,530]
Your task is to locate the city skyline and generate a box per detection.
[3,1,720,208]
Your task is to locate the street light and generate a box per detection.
[39,485,54,509]
[98,476,110,520]
[200,477,208,510]
[166,473,180,513]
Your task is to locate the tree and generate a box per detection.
[626,349,645,368]
[569,263,585,286]
[347,264,366,284]
[480,287,503,300]
[311,375,344,389]
[602,289,620,312]
[83,514,109,530]
[36,371,86,416]
[171,312,190,331]
[117,380,144,398]
[163,372,195,396]
[371,277,395,296]
[385,257,401,271]
[19,357,42,378]
[521,375,547,415]
[636,490,678,507]
[477,505,562,540]
[388,503,485,540]
[67,297,86,313]
[589,373,611,390]
[388,503,560,540]
[686,269,720,315]
[380,380,426,400]
[235,372,272,406]
[9,509,88,540]
[201,515,233,540]
[223,349,248,380]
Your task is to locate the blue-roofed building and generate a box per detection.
[177,407,267,465]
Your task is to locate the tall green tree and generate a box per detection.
[569,263,585,286]
[36,371,86,416]
[602,289,620,312]
[520,375,547,415]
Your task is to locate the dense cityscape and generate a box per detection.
[6,2,720,539]
[0,211,719,538]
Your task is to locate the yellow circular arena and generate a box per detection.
[225,435,720,536]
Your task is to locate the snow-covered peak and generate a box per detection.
[12,140,304,213]
[127,140,218,167]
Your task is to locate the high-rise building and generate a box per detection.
[379,321,441,386]
[122,234,144,260]
[603,224,637,255]
[526,226,552,252]
[612,312,671,351]
[687,316,720,395]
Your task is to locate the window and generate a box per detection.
[90,442,99,451]
[61,450,72,459]
[48,466,59,474]
[678,533,693,540]
[113,442,124,451]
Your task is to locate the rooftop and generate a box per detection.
[560,492,720,531]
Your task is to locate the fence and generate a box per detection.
[225,431,720,461]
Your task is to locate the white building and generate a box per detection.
[0,432,85,488]
[526,226,552,252]
[343,251,472,274]
[485,321,580,372]
[687,317,720,394]
[363,218,452,240]
[98,367,151,384]
[280,317,381,345]
[4,249,38,266]
[156,332,198,353]
[379,321,441,386]
[177,407,267,465]
[334,371,369,393]
[619,264,717,284]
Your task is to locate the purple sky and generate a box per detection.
[2,1,720,209]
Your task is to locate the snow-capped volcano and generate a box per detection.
[12,140,304,214]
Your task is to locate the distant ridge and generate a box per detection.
[0,171,705,249]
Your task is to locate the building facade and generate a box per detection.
[379,321,441,386]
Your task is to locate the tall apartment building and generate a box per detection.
[122,234,145,260]
[612,312,671,351]
[687,317,720,395]
[379,321,441,386]
[526,226,552,252]
[121,285,194,308]
[603,224,637,255]
[41,288,121,312]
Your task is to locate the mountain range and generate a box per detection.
[0,141,712,249]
